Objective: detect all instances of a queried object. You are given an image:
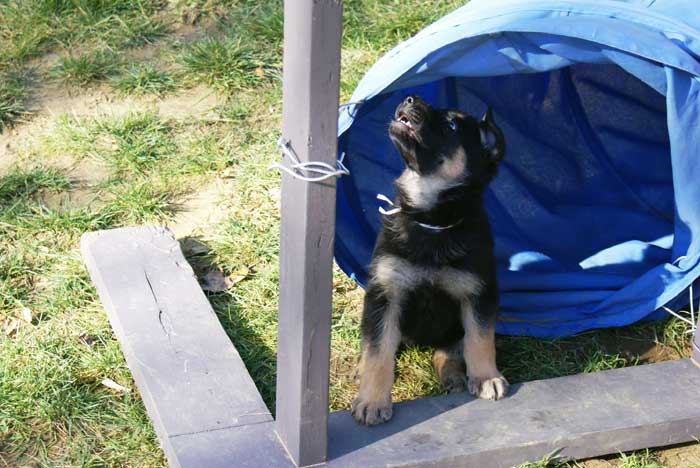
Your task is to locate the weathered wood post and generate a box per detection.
[275,0,343,466]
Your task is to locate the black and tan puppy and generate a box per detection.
[351,95,508,425]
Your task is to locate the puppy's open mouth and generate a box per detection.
[394,112,416,138]
[397,113,412,129]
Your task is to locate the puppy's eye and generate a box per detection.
[447,119,457,131]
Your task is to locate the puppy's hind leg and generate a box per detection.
[433,341,466,393]
[463,298,509,400]
[352,290,401,425]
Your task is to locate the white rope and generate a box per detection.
[376,193,401,215]
[691,283,695,332]
[376,193,462,231]
[662,283,698,334]
[271,137,349,182]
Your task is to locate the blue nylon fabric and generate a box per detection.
[334,0,700,338]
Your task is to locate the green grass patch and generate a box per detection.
[618,450,666,468]
[343,0,465,51]
[173,0,236,24]
[94,112,176,174]
[52,51,122,86]
[0,167,70,206]
[112,13,170,48]
[223,0,283,48]
[0,279,164,467]
[180,36,279,92]
[0,73,31,131]
[102,181,176,224]
[111,64,176,96]
[0,0,168,68]
[516,448,666,467]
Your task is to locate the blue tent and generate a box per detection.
[334,0,700,338]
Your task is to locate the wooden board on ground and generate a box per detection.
[82,225,700,468]
[327,358,700,467]
[81,225,278,468]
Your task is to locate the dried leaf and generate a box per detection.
[228,267,250,286]
[101,378,130,393]
[254,67,264,77]
[5,319,19,337]
[200,268,230,292]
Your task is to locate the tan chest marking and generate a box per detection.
[395,149,466,210]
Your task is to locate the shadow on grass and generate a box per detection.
[180,235,278,413]
[497,316,689,385]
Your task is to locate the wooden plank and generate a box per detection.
[164,359,700,468]
[81,226,272,468]
[81,228,700,467]
[327,359,700,467]
[276,0,343,466]
[170,421,295,468]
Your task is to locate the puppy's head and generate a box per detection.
[389,95,505,188]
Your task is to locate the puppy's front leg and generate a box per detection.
[352,293,401,425]
[463,300,509,400]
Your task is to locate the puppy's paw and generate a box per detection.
[468,374,509,400]
[440,371,467,394]
[351,397,393,425]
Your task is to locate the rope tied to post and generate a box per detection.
[271,137,350,183]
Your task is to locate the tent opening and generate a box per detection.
[335,19,700,338]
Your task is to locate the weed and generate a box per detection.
[619,449,666,468]
[0,73,30,130]
[0,167,70,206]
[181,37,279,92]
[0,0,167,67]
[52,51,122,86]
[95,112,176,174]
[111,64,176,96]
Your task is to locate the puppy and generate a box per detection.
[351,95,508,426]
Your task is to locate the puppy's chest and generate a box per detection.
[372,254,483,300]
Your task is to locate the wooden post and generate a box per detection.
[276,1,343,466]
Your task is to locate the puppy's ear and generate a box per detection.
[479,108,505,162]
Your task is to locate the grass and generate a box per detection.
[180,36,279,92]
[0,0,168,68]
[0,167,70,205]
[0,73,31,131]
[111,64,176,96]
[515,449,667,468]
[0,0,696,467]
[52,51,123,86]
